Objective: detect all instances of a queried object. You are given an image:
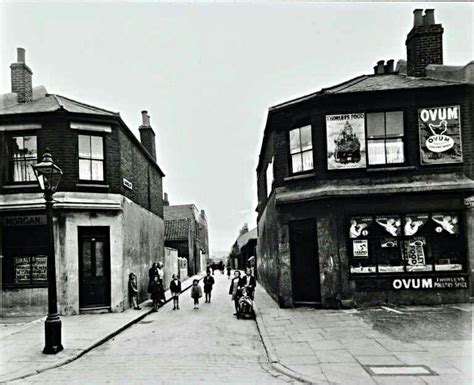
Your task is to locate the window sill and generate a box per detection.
[3,283,48,289]
[367,166,416,173]
[76,183,110,189]
[284,172,316,182]
[2,184,38,190]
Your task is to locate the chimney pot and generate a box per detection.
[376,60,385,75]
[413,9,423,27]
[17,47,26,63]
[141,110,150,126]
[138,111,156,160]
[424,9,435,25]
[385,59,394,73]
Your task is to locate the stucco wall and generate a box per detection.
[121,197,164,309]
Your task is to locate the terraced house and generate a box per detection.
[256,10,474,308]
[1,48,165,315]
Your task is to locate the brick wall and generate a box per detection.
[406,24,444,77]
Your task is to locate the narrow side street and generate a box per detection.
[10,273,296,385]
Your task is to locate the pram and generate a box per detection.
[236,288,255,319]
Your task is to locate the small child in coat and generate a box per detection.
[190,279,203,309]
[170,274,181,310]
[128,273,140,310]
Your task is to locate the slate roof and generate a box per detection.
[0,93,117,116]
[236,227,258,250]
[270,73,465,111]
[165,219,191,241]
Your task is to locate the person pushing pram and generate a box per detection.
[236,287,255,319]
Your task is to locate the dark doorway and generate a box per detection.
[289,219,321,304]
[78,227,110,309]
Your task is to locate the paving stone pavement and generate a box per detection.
[254,284,473,385]
[7,273,297,385]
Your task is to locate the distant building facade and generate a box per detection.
[164,197,209,276]
[231,225,257,271]
[1,49,165,315]
[256,10,474,308]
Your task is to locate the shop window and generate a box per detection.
[289,125,313,173]
[10,135,37,182]
[367,111,404,165]
[78,134,104,181]
[348,212,464,275]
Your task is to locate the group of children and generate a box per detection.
[128,270,217,311]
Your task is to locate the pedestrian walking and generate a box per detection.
[203,271,215,303]
[229,270,243,315]
[170,274,181,310]
[241,268,257,299]
[190,279,203,309]
[149,276,161,311]
[226,265,231,279]
[128,273,141,310]
[156,262,166,304]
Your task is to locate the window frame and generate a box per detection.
[365,110,406,167]
[288,125,314,175]
[347,211,466,278]
[77,133,106,183]
[8,132,38,184]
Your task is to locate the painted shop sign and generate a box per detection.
[392,276,468,290]
[326,113,366,170]
[4,215,46,227]
[418,105,462,164]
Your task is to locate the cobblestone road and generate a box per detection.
[11,273,296,385]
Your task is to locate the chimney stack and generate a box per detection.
[139,110,157,160]
[163,192,169,206]
[374,60,385,75]
[10,47,33,103]
[406,9,443,77]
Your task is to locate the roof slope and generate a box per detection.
[0,93,117,116]
[165,219,191,241]
[236,227,258,249]
[164,205,197,221]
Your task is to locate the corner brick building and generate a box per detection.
[256,10,474,308]
[0,48,165,315]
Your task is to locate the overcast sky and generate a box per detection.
[1,2,472,253]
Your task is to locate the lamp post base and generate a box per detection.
[43,314,63,354]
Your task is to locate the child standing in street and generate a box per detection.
[190,279,203,309]
[203,271,215,303]
[170,274,181,310]
[128,273,141,310]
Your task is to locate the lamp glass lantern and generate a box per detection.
[32,150,63,193]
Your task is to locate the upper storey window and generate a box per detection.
[10,135,37,182]
[367,111,405,165]
[78,134,104,181]
[289,125,313,173]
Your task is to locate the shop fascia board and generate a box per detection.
[275,178,474,205]
[0,191,123,212]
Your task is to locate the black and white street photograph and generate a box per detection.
[0,1,472,384]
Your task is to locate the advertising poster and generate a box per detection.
[326,113,366,170]
[375,216,402,237]
[349,216,372,238]
[404,214,429,236]
[353,240,368,259]
[418,105,462,164]
[431,213,459,235]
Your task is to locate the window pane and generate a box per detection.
[386,111,404,136]
[82,241,92,278]
[91,160,104,181]
[368,140,386,165]
[23,136,37,158]
[291,154,303,173]
[386,139,404,164]
[78,135,91,158]
[289,129,301,154]
[300,125,313,151]
[367,113,385,138]
[91,136,104,160]
[95,241,105,277]
[25,159,36,181]
[302,150,313,171]
[12,137,24,159]
[79,159,91,180]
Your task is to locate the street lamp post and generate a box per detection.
[32,149,64,354]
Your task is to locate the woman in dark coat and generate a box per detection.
[148,262,159,295]
[229,270,242,315]
[149,276,161,311]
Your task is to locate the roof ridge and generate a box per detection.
[51,94,64,109]
[321,74,369,93]
[53,94,118,115]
